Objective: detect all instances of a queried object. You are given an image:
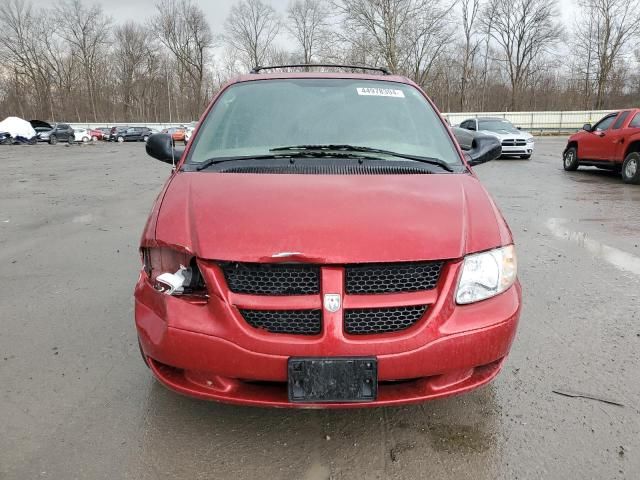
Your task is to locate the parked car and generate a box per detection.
[138,67,518,408]
[89,128,106,141]
[459,117,535,159]
[563,109,640,184]
[184,122,198,143]
[108,126,128,142]
[30,120,52,141]
[34,127,53,141]
[74,128,91,143]
[97,127,111,140]
[38,123,75,145]
[112,126,153,143]
[161,127,186,143]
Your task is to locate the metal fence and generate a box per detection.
[68,110,616,134]
[443,110,615,132]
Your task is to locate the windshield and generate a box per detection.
[186,79,461,166]
[478,120,519,133]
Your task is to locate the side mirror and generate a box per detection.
[582,123,592,132]
[465,133,502,166]
[146,133,184,164]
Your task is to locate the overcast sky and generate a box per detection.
[108,0,290,33]
[106,0,576,55]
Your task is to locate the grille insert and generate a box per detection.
[221,262,320,295]
[345,262,443,294]
[502,139,526,146]
[240,309,321,335]
[345,305,427,335]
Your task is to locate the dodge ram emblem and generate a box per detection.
[324,294,341,313]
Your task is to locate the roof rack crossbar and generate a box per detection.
[250,64,391,75]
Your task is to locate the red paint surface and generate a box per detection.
[135,71,522,407]
[568,109,640,162]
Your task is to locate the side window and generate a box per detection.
[468,121,476,131]
[612,111,630,129]
[629,113,640,129]
[593,114,617,132]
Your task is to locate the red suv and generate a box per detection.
[563,109,640,184]
[136,67,521,407]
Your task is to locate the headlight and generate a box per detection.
[455,245,517,304]
[140,247,207,297]
[526,137,534,143]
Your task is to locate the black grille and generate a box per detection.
[218,165,432,175]
[240,309,321,335]
[345,262,443,294]
[221,262,319,295]
[345,305,427,334]
[502,139,526,146]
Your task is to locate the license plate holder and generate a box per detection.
[288,357,377,403]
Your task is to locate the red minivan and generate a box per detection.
[136,67,521,408]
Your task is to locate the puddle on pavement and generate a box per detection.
[546,218,640,277]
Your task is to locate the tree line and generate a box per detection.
[1,0,640,123]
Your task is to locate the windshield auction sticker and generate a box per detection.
[356,87,405,98]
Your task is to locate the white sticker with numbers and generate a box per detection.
[356,87,405,98]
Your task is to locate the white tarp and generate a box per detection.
[0,117,36,139]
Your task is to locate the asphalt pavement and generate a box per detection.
[1,137,639,479]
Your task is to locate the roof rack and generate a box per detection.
[250,64,391,75]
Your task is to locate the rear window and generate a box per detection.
[629,113,640,128]
[187,78,461,166]
[612,111,630,129]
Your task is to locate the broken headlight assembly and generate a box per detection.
[140,247,208,298]
[455,245,517,304]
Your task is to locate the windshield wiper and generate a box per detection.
[192,151,384,171]
[269,144,454,172]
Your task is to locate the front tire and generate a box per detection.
[91,135,98,141]
[563,147,579,171]
[621,152,640,184]
[49,135,57,145]
[117,136,125,143]
[68,135,74,145]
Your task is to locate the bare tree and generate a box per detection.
[150,0,214,118]
[459,0,481,110]
[223,0,281,69]
[478,1,495,111]
[286,0,331,64]
[56,0,112,122]
[481,0,561,110]
[113,22,156,121]
[575,0,640,109]
[0,0,58,119]
[403,1,452,87]
[334,0,426,73]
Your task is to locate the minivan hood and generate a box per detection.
[155,173,512,263]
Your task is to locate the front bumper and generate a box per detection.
[135,260,521,408]
[501,144,534,155]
